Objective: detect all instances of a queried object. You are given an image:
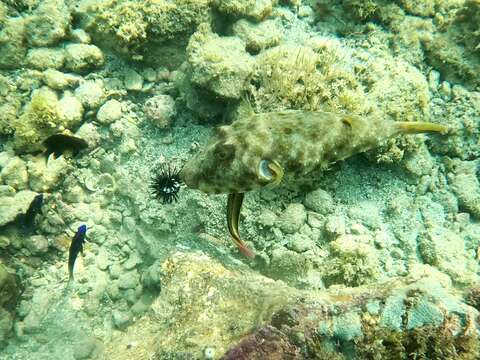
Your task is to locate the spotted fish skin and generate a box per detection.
[180,111,447,194]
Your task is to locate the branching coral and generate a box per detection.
[248,41,367,113]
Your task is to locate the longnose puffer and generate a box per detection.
[180,111,448,258]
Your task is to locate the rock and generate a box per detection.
[73,337,98,360]
[26,155,69,192]
[96,249,109,271]
[0,236,10,249]
[64,44,105,73]
[23,288,54,333]
[142,67,157,82]
[109,263,123,279]
[0,156,28,190]
[26,48,66,70]
[304,188,334,215]
[0,263,19,311]
[124,69,143,91]
[277,203,307,234]
[324,215,346,240]
[112,310,132,330]
[76,122,101,149]
[212,0,274,21]
[75,80,105,109]
[117,270,140,289]
[418,225,478,285]
[232,19,281,53]
[23,235,48,255]
[57,93,84,126]
[25,0,70,47]
[143,95,176,128]
[186,24,254,99]
[97,99,123,124]
[0,18,27,70]
[0,307,13,343]
[70,29,91,44]
[450,164,480,219]
[130,293,154,316]
[323,234,379,287]
[0,190,37,227]
[123,252,142,270]
[43,69,79,90]
[286,233,316,253]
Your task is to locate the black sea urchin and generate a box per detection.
[150,164,182,204]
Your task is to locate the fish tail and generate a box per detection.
[395,121,449,135]
[232,236,256,258]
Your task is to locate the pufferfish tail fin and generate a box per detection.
[395,121,449,135]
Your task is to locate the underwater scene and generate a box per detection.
[1,0,480,359]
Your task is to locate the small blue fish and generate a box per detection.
[68,225,87,281]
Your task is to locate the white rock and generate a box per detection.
[76,122,100,148]
[0,190,37,227]
[0,156,28,190]
[277,203,307,234]
[97,99,122,124]
[143,95,176,128]
[43,69,79,90]
[69,29,91,44]
[124,69,143,91]
[75,80,105,109]
[57,93,84,126]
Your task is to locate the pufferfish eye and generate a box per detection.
[214,143,236,162]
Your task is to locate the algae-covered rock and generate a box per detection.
[0,262,19,312]
[232,18,281,53]
[423,0,480,89]
[25,0,70,47]
[26,154,70,192]
[0,17,27,69]
[212,0,276,21]
[64,43,105,73]
[323,234,380,287]
[0,263,19,343]
[26,47,66,70]
[12,87,85,153]
[186,23,254,100]
[150,252,295,357]
[87,0,212,58]
[43,69,80,90]
[223,268,479,359]
[0,155,28,190]
[418,225,479,285]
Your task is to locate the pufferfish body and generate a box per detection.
[180,111,447,194]
[179,110,448,258]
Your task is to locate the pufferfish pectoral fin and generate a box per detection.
[257,160,284,186]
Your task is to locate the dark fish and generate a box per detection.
[68,224,87,281]
[16,193,43,234]
[43,134,88,158]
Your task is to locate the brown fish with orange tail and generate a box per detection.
[179,110,448,258]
